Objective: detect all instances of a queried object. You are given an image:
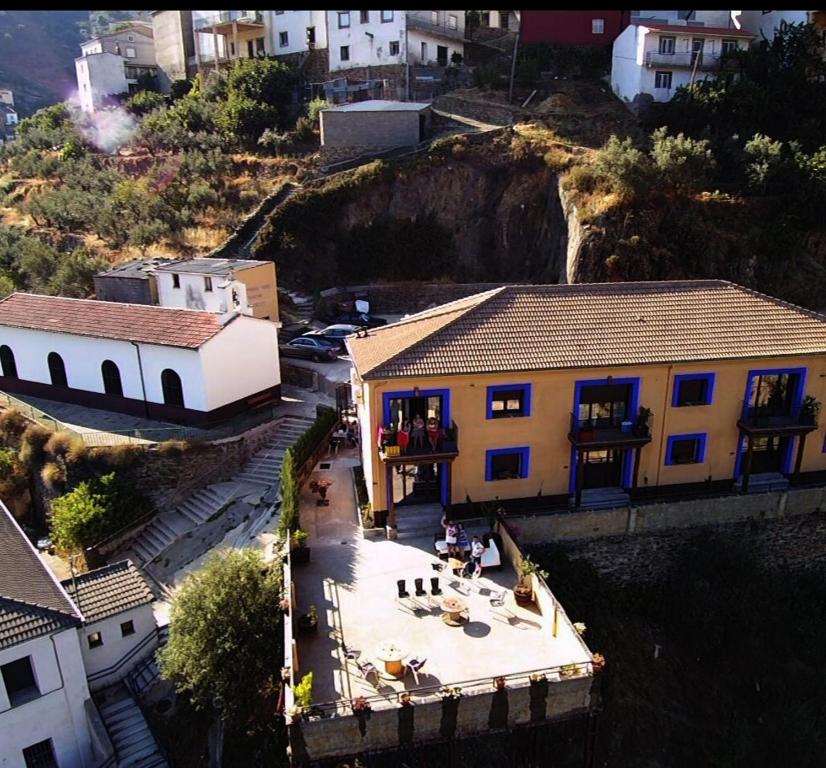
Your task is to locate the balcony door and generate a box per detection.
[691,37,704,65]
[749,435,790,475]
[577,383,631,429]
[748,372,799,418]
[386,394,443,431]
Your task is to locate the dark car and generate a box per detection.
[302,323,359,351]
[279,336,340,362]
[332,312,388,328]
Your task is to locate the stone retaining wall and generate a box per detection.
[432,93,521,126]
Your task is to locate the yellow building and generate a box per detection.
[347,281,826,528]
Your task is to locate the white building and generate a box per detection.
[75,24,159,113]
[61,561,157,693]
[267,10,328,56]
[0,502,102,768]
[405,10,466,67]
[0,293,281,426]
[611,19,754,107]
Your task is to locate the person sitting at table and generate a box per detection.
[427,417,442,452]
[411,414,426,451]
[463,535,485,578]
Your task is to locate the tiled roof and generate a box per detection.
[636,22,755,37]
[347,281,826,379]
[0,293,225,349]
[0,501,80,649]
[61,561,154,623]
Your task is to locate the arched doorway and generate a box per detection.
[101,360,123,397]
[48,352,67,387]
[0,345,17,378]
[161,368,184,407]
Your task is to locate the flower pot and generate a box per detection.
[297,617,318,636]
[514,583,533,607]
[292,546,311,566]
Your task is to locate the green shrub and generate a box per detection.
[306,97,328,125]
[294,116,315,143]
[649,126,715,196]
[562,163,600,194]
[125,89,166,117]
[49,471,151,551]
[294,672,313,709]
[0,446,29,501]
[594,135,652,201]
[743,133,788,194]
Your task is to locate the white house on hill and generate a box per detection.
[0,293,281,426]
[611,19,754,108]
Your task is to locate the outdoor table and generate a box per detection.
[441,596,468,626]
[447,557,465,576]
[375,639,407,676]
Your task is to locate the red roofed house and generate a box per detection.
[0,293,281,426]
[611,17,754,108]
[519,10,632,46]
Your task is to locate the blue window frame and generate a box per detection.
[485,447,530,481]
[672,373,715,407]
[486,383,531,419]
[665,433,707,465]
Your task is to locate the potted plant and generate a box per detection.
[633,406,652,437]
[293,671,313,713]
[515,556,548,607]
[291,529,310,565]
[800,395,821,426]
[439,686,462,700]
[298,604,318,635]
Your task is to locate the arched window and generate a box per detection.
[161,369,184,407]
[0,345,17,378]
[101,360,123,397]
[47,352,67,388]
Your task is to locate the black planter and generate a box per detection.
[297,617,318,636]
[292,546,311,565]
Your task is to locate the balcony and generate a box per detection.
[406,12,466,41]
[193,10,264,32]
[737,401,819,436]
[568,412,653,450]
[378,420,459,464]
[645,50,723,70]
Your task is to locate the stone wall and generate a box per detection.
[508,485,826,582]
[432,93,520,126]
[290,675,593,763]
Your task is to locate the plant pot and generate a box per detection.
[514,583,533,607]
[292,546,311,565]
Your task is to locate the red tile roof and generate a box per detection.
[0,293,225,349]
[635,22,755,38]
[348,281,826,379]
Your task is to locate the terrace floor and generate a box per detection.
[293,450,592,710]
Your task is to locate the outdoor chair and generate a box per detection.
[397,579,410,599]
[342,643,361,661]
[357,659,380,687]
[430,577,442,596]
[404,657,427,686]
[414,578,427,597]
[490,589,507,607]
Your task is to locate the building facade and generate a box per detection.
[0,293,281,426]
[150,10,197,87]
[347,282,826,526]
[735,10,826,40]
[611,20,753,106]
[320,100,431,151]
[519,10,632,45]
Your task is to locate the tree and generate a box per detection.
[743,133,787,193]
[50,248,108,297]
[649,126,715,196]
[124,89,166,117]
[170,78,193,101]
[594,135,652,201]
[158,549,285,727]
[306,97,328,125]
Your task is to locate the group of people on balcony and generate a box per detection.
[379,415,447,454]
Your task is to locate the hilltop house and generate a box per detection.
[611,18,753,107]
[347,281,826,527]
[1,497,164,767]
[0,293,281,426]
[75,22,158,112]
[95,258,280,322]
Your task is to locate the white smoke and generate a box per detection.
[77,107,138,154]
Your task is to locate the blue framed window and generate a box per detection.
[672,373,715,407]
[485,447,530,481]
[486,383,531,419]
[665,433,707,465]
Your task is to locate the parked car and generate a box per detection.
[302,324,360,351]
[279,336,340,362]
[332,312,388,328]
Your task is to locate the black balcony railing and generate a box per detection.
[379,420,459,462]
[738,399,818,432]
[194,10,263,30]
[568,410,652,448]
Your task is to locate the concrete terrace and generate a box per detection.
[292,450,593,712]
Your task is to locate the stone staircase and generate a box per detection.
[396,503,445,540]
[237,182,303,258]
[577,487,631,511]
[124,415,315,566]
[734,472,790,493]
[97,685,168,768]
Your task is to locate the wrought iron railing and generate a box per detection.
[645,50,722,69]
[194,10,263,30]
[407,12,465,41]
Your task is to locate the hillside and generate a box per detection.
[0,10,150,117]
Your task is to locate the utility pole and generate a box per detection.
[508,11,522,104]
